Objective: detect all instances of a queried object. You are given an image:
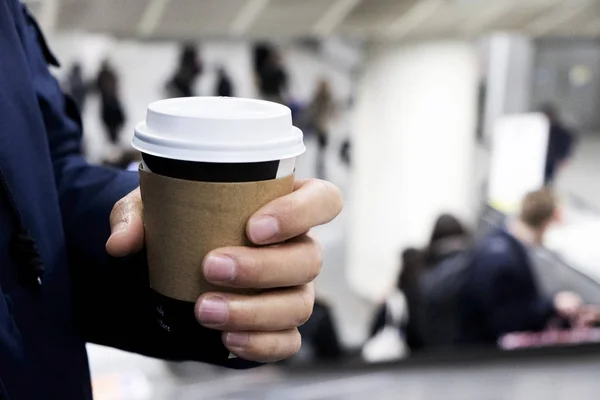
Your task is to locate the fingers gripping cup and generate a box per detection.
[132,97,305,364]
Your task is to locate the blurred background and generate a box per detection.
[25,0,600,398]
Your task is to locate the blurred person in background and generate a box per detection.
[258,48,289,104]
[253,42,272,86]
[296,297,343,363]
[367,248,423,355]
[96,59,126,146]
[215,66,234,97]
[303,79,337,179]
[165,44,203,98]
[416,214,472,349]
[460,189,584,345]
[541,103,575,185]
[62,62,88,112]
[0,2,343,399]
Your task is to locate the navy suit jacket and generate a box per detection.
[460,228,556,345]
[0,2,250,399]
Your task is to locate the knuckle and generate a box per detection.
[227,298,258,330]
[295,285,315,327]
[241,298,263,329]
[318,179,343,216]
[278,197,300,226]
[309,239,324,281]
[232,251,262,287]
[245,334,276,362]
[112,197,127,216]
[292,329,302,355]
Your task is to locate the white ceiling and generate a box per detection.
[24,0,600,40]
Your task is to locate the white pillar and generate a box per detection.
[347,41,478,301]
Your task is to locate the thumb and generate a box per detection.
[106,188,144,258]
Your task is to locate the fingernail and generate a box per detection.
[196,297,228,325]
[204,256,236,282]
[249,216,278,243]
[225,332,250,348]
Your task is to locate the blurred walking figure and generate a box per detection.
[165,44,203,98]
[253,42,272,86]
[214,66,234,97]
[541,103,575,184]
[96,60,126,146]
[305,79,336,179]
[258,49,288,104]
[63,62,88,111]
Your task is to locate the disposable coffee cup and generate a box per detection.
[132,97,305,363]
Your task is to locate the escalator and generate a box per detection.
[478,203,600,304]
[89,203,600,400]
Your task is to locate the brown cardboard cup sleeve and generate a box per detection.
[139,168,295,302]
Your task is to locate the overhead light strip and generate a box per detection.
[313,0,363,36]
[527,0,591,35]
[462,1,514,36]
[387,0,444,39]
[138,0,171,37]
[230,0,271,35]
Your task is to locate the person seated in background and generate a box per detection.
[368,248,423,352]
[297,297,343,362]
[460,189,584,345]
[541,103,575,185]
[416,214,473,349]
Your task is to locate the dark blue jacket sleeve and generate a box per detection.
[472,250,555,339]
[19,7,252,368]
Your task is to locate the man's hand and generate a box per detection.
[554,291,584,321]
[576,305,600,328]
[106,179,343,363]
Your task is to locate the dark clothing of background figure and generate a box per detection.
[416,236,471,349]
[96,65,126,145]
[253,43,272,76]
[258,65,287,103]
[369,247,424,352]
[316,129,328,180]
[165,45,202,98]
[166,74,194,98]
[369,297,422,351]
[0,3,252,400]
[63,65,87,112]
[340,139,351,166]
[460,228,556,345]
[215,72,234,97]
[100,96,126,144]
[298,300,342,361]
[545,123,574,184]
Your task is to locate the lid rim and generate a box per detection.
[133,97,305,163]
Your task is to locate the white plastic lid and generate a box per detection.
[132,97,306,163]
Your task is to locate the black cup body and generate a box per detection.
[141,153,281,182]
